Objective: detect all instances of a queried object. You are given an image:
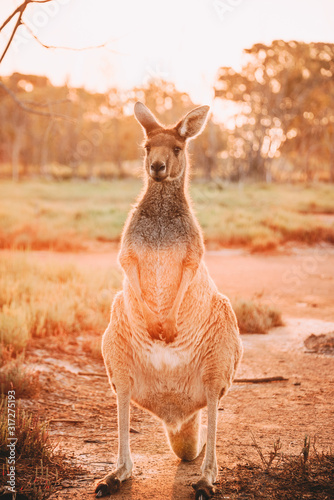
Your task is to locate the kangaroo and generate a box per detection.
[95,102,243,500]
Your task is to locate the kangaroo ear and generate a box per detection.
[134,102,162,135]
[176,106,210,139]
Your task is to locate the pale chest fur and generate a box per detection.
[130,341,207,428]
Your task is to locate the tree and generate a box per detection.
[214,40,334,181]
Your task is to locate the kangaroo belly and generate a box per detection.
[130,343,207,427]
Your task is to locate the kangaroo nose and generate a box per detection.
[150,162,166,174]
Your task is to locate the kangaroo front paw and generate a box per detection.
[95,474,121,497]
[143,309,162,340]
[147,320,162,340]
[161,315,177,343]
[192,478,215,499]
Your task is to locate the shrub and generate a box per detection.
[233,299,284,334]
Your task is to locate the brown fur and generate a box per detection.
[95,102,243,499]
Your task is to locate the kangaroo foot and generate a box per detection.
[95,473,120,497]
[95,464,132,498]
[192,478,215,499]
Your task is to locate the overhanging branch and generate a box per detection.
[0,0,54,64]
[0,81,75,122]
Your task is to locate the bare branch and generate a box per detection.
[22,22,119,53]
[0,0,28,32]
[1,0,121,66]
[0,0,54,64]
[24,97,71,107]
[0,10,23,64]
[0,81,75,122]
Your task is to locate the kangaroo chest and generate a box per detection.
[126,204,195,315]
[130,208,191,248]
[135,245,186,316]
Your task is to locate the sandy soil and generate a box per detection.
[15,246,334,499]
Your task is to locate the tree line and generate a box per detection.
[0,40,333,182]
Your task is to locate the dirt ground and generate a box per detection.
[19,246,334,499]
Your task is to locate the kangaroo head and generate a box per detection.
[134,102,210,183]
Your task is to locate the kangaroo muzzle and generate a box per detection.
[150,161,167,181]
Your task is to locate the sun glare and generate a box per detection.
[1,0,334,110]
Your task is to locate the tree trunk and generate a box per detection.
[330,147,334,183]
[12,125,24,181]
[205,120,217,180]
[265,162,272,183]
[40,119,54,178]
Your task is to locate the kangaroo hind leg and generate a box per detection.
[165,411,206,461]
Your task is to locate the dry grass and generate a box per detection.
[0,397,52,462]
[0,180,334,252]
[0,254,121,352]
[218,437,334,499]
[82,336,103,360]
[233,299,284,334]
[0,397,83,499]
[0,354,40,399]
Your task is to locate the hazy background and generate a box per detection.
[0,0,334,182]
[1,5,334,497]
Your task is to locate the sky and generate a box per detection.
[1,0,334,109]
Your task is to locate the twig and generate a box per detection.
[0,0,52,31]
[49,419,84,424]
[78,371,107,377]
[251,432,282,470]
[0,81,75,121]
[234,376,288,384]
[130,427,140,434]
[84,439,106,443]
[22,22,119,53]
[24,97,71,107]
[0,9,23,64]
[0,0,28,32]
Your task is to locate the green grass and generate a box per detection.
[0,180,334,251]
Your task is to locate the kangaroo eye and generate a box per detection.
[174,147,181,156]
[145,145,151,154]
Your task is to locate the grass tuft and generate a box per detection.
[0,398,52,462]
[233,299,284,334]
[0,355,40,399]
[82,337,103,360]
[0,397,83,498]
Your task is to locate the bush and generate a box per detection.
[233,299,284,334]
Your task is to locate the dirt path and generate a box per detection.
[28,317,334,500]
[13,246,334,499]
